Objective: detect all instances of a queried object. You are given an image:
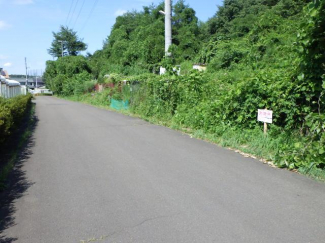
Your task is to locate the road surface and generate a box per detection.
[1,96,325,243]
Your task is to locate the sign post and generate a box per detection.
[257,109,273,135]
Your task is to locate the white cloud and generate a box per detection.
[114,9,127,17]
[0,21,11,30]
[4,63,12,67]
[13,0,34,5]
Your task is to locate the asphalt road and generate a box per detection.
[1,96,325,243]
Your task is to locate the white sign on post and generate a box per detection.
[257,109,273,124]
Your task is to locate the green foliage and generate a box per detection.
[293,0,325,119]
[130,68,297,131]
[46,0,325,174]
[102,6,165,72]
[61,72,93,96]
[48,25,87,58]
[172,0,201,61]
[0,94,33,145]
[274,0,325,170]
[209,40,247,69]
[206,0,306,37]
[69,88,112,107]
[44,56,93,95]
[87,0,202,75]
[121,85,131,101]
[103,73,125,84]
[179,60,194,75]
[275,113,325,170]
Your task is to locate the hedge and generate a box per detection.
[0,94,33,145]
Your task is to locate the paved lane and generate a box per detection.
[1,96,325,243]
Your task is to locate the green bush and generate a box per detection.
[0,94,33,145]
[44,56,92,95]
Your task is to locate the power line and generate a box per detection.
[79,0,99,33]
[65,0,75,26]
[73,0,86,29]
[67,0,80,27]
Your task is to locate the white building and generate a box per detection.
[0,75,26,98]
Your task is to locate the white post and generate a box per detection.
[165,0,172,55]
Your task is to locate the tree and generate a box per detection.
[48,26,87,58]
[172,0,201,61]
[44,55,92,95]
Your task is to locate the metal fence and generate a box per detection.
[0,75,27,98]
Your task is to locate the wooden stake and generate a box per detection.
[264,108,268,135]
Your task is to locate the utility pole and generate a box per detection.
[58,40,64,57]
[165,0,172,56]
[159,0,172,56]
[25,57,28,85]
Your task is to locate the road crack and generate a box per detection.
[79,214,179,242]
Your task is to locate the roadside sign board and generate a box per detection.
[258,109,273,124]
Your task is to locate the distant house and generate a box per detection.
[10,75,44,88]
[10,76,27,86]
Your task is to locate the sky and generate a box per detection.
[0,0,223,75]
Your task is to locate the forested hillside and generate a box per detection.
[44,0,325,178]
[87,0,202,76]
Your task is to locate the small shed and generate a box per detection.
[5,79,21,98]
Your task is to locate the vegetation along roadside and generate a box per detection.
[0,94,35,191]
[44,0,324,181]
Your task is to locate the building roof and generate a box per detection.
[6,79,21,87]
[0,70,10,78]
[0,75,6,83]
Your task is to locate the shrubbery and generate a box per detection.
[44,56,93,96]
[0,94,33,145]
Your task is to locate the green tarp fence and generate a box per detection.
[110,99,129,110]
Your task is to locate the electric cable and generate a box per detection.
[65,0,75,26]
[67,0,80,27]
[79,0,99,33]
[73,0,86,29]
